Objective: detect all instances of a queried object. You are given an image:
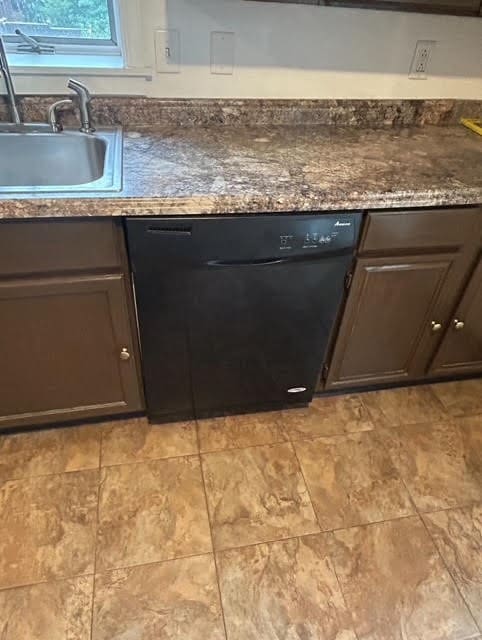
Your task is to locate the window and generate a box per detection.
[0,0,121,58]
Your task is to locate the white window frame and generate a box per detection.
[3,0,122,57]
[0,0,151,86]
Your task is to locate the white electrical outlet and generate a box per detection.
[409,40,435,79]
[155,29,180,74]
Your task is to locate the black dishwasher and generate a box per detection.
[126,214,362,421]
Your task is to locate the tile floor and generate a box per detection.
[0,379,481,639]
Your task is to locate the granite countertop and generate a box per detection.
[1,123,481,219]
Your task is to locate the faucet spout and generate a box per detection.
[0,36,21,125]
[68,78,95,133]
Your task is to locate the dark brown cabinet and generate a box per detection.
[429,256,482,377]
[0,219,143,430]
[322,0,481,16]
[325,253,461,388]
[251,0,482,15]
[325,207,482,390]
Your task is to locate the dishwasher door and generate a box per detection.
[126,214,361,421]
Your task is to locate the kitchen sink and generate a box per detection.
[0,124,123,194]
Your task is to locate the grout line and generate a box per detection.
[96,450,201,472]
[3,405,481,483]
[199,438,293,458]
[326,534,361,640]
[0,463,102,484]
[374,427,420,515]
[373,417,480,517]
[0,571,95,594]
[289,440,322,534]
[285,438,364,637]
[417,500,482,516]
[426,384,453,413]
[382,416,482,639]
[197,452,229,640]
[90,431,104,640]
[212,512,422,557]
[90,549,214,578]
[194,419,202,456]
[198,434,290,456]
[419,510,482,635]
[363,409,482,634]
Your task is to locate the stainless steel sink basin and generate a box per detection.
[0,124,122,193]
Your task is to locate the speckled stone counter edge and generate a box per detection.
[3,189,482,220]
[1,96,481,128]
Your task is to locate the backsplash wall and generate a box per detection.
[1,97,480,128]
[5,0,482,100]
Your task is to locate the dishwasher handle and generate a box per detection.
[207,257,288,268]
[206,246,354,268]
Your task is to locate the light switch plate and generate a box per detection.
[210,31,235,75]
[155,29,180,74]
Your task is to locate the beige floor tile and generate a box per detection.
[0,470,98,589]
[0,424,101,482]
[0,575,93,640]
[101,416,198,466]
[424,504,482,629]
[198,411,288,453]
[362,385,447,427]
[217,534,356,640]
[383,417,482,512]
[202,442,319,550]
[330,517,478,640]
[294,431,414,531]
[96,456,211,571]
[93,554,225,640]
[282,394,374,440]
[431,378,482,417]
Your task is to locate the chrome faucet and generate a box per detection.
[0,36,21,125]
[48,99,73,133]
[68,78,95,133]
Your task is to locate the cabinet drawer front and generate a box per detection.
[0,274,142,429]
[360,208,480,254]
[0,219,121,277]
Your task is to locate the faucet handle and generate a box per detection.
[48,99,74,133]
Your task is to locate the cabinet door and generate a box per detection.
[325,253,458,389]
[0,274,142,429]
[322,0,481,15]
[429,257,482,377]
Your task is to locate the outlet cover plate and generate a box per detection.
[409,40,435,80]
[211,31,235,75]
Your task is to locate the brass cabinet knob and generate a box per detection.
[120,347,131,361]
[453,319,465,331]
[431,321,443,332]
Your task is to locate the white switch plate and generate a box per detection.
[155,29,180,74]
[211,31,235,75]
[409,40,435,79]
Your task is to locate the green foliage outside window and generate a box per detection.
[0,0,112,40]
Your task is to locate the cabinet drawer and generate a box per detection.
[360,208,480,254]
[0,219,121,277]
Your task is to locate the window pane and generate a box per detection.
[0,0,114,41]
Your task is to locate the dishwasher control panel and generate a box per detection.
[127,213,361,266]
[278,216,356,251]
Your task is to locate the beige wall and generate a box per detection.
[8,0,482,99]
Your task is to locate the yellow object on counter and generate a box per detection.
[461,118,482,136]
